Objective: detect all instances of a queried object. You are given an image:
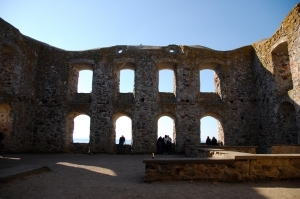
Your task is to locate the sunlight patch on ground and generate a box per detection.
[0,156,20,160]
[57,162,117,176]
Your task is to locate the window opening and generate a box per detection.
[276,102,298,144]
[157,116,175,154]
[159,69,174,92]
[0,104,11,144]
[200,69,215,92]
[200,116,220,145]
[77,70,93,93]
[115,116,132,144]
[272,42,292,95]
[73,114,90,143]
[157,116,174,140]
[120,69,134,93]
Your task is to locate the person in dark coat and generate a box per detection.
[119,135,125,154]
[206,136,211,145]
[157,136,163,154]
[211,136,218,145]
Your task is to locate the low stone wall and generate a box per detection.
[267,145,300,154]
[143,154,300,182]
[115,144,132,154]
[71,143,90,154]
[185,145,257,157]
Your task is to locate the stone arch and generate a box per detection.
[199,60,223,98]
[113,112,132,145]
[1,42,21,94]
[275,101,298,144]
[271,41,293,95]
[69,59,94,94]
[200,112,224,145]
[156,60,177,95]
[154,112,177,144]
[0,103,13,150]
[66,111,90,151]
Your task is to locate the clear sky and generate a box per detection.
[0,0,298,143]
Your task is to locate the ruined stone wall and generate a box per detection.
[252,3,300,153]
[143,155,300,182]
[0,4,299,153]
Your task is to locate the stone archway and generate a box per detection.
[276,102,298,144]
[0,104,13,151]
[200,113,224,145]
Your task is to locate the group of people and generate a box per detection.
[156,135,172,154]
[206,136,218,145]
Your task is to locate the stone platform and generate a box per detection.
[143,148,300,182]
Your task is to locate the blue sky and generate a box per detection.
[0,0,298,143]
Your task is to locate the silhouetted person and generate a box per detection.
[164,135,171,154]
[206,136,211,145]
[119,135,125,154]
[211,136,218,145]
[157,136,163,154]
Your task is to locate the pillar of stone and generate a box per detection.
[131,55,158,153]
[90,60,115,153]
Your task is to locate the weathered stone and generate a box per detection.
[0,4,300,153]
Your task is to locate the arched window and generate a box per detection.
[0,104,12,147]
[200,116,223,145]
[157,116,174,141]
[120,69,134,93]
[157,62,177,94]
[69,60,94,94]
[272,41,293,95]
[73,114,90,143]
[78,70,93,93]
[200,69,215,92]
[276,102,298,144]
[156,115,176,154]
[199,62,222,99]
[115,116,132,144]
[159,69,174,93]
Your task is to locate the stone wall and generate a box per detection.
[0,4,299,153]
[143,154,300,182]
[252,4,300,153]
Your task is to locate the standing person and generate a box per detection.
[211,136,217,145]
[206,136,211,145]
[119,135,125,154]
[164,135,171,154]
[157,136,163,154]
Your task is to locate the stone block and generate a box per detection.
[256,159,273,165]
[273,158,290,166]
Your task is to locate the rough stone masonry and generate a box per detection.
[0,4,300,154]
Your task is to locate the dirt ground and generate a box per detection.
[0,153,300,199]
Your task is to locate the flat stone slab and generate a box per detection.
[143,157,235,164]
[0,165,51,182]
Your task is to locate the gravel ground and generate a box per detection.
[0,153,300,199]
